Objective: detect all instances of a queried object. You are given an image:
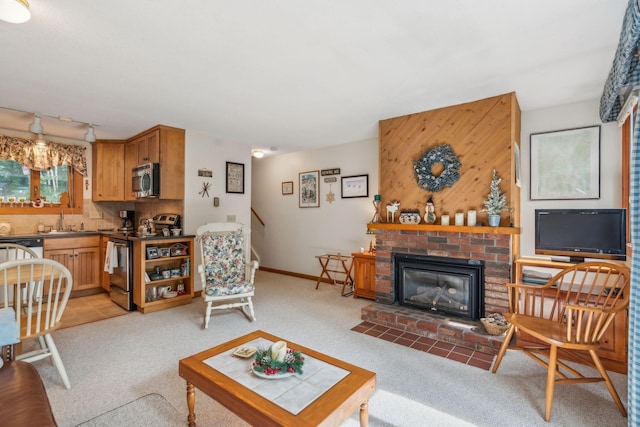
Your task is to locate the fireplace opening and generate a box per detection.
[393,253,484,320]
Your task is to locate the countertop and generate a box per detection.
[0,231,195,242]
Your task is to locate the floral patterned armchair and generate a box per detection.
[197,222,258,328]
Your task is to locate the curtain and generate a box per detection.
[601,1,640,423]
[0,134,87,176]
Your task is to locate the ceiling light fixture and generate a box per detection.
[28,114,43,134]
[34,133,46,146]
[2,106,100,143]
[0,0,30,24]
[252,150,264,159]
[84,125,96,143]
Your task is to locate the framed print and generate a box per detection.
[282,181,294,195]
[530,126,600,200]
[341,174,369,198]
[299,170,320,208]
[146,246,159,260]
[226,162,245,194]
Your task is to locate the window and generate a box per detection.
[0,160,82,215]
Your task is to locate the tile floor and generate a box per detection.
[351,321,495,370]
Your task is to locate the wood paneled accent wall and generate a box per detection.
[378,92,521,231]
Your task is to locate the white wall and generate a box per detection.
[184,130,252,290]
[251,138,378,276]
[519,99,622,257]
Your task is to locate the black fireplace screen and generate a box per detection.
[394,253,484,320]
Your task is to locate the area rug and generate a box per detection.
[75,393,184,427]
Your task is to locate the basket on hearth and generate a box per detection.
[480,313,510,336]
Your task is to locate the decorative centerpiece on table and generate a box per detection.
[481,169,509,227]
[252,341,304,377]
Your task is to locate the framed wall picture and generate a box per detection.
[282,181,294,195]
[299,170,320,208]
[530,125,600,200]
[226,162,245,194]
[341,174,369,198]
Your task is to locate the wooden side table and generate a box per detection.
[351,252,376,300]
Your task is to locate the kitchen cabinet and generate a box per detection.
[132,236,194,314]
[126,125,185,200]
[92,141,126,201]
[135,129,160,164]
[44,236,101,292]
[351,252,376,300]
[514,257,628,374]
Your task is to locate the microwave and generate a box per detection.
[132,163,160,198]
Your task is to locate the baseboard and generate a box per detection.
[259,266,327,283]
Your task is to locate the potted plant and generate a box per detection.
[481,169,508,227]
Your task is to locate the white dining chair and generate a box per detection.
[0,258,73,389]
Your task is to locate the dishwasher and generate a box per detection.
[0,236,44,305]
[0,237,44,260]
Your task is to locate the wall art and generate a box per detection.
[341,174,369,198]
[226,162,244,194]
[530,125,600,200]
[299,170,320,208]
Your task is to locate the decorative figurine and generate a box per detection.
[371,194,382,223]
[424,197,437,224]
[386,201,400,223]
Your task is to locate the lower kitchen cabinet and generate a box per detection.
[44,236,101,291]
[351,252,376,300]
[133,237,194,313]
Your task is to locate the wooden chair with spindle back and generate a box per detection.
[491,261,630,422]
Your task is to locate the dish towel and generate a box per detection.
[104,241,119,274]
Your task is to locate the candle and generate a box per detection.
[441,215,450,226]
[374,194,381,201]
[455,212,464,226]
[467,210,477,226]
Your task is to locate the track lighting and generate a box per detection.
[2,106,100,143]
[0,0,30,24]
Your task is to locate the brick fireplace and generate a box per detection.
[361,225,517,353]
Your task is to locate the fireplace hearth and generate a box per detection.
[394,253,484,320]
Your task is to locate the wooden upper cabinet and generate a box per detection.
[137,129,160,164]
[92,140,125,201]
[127,125,185,200]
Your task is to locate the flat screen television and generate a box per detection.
[534,209,626,263]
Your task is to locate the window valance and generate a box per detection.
[0,134,88,176]
[600,0,640,122]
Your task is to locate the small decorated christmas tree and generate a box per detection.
[481,169,508,216]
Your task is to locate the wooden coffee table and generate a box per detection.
[178,330,376,426]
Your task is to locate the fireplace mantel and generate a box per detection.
[368,223,521,235]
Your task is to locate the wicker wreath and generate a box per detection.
[413,144,462,192]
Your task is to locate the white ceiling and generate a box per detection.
[0,1,628,155]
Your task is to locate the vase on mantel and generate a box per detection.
[488,214,501,227]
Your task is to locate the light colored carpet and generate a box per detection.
[30,270,627,427]
[76,393,183,427]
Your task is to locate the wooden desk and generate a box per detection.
[179,330,376,427]
[315,254,354,296]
